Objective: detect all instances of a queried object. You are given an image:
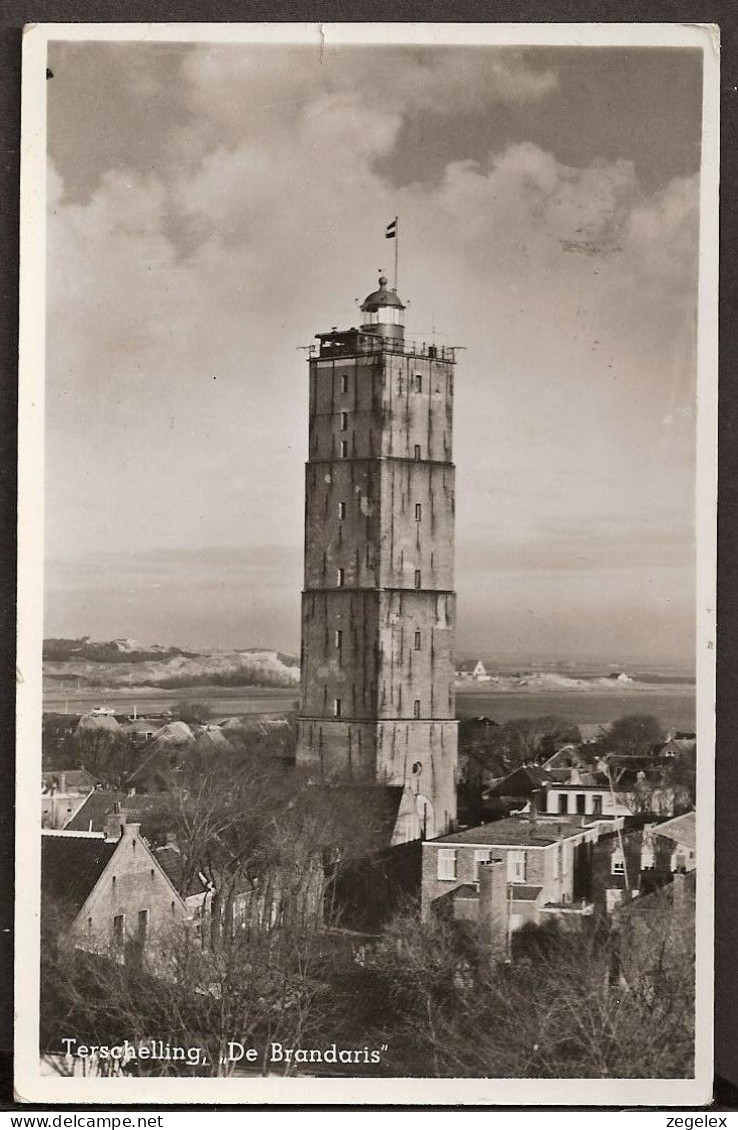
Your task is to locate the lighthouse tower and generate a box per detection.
[296,274,458,844]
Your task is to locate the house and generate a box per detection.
[65,790,177,844]
[120,719,161,744]
[486,765,555,808]
[41,769,100,829]
[578,723,610,745]
[541,744,595,773]
[648,811,696,873]
[42,819,189,967]
[422,814,617,935]
[539,779,633,820]
[456,660,489,680]
[593,811,696,914]
[74,712,121,736]
[153,843,213,943]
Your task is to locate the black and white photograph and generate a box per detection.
[15,22,718,1105]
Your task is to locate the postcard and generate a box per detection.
[15,21,718,1105]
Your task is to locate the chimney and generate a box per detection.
[672,871,692,916]
[104,811,127,841]
[528,796,537,827]
[59,773,67,795]
[478,859,507,961]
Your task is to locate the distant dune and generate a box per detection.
[456,671,690,694]
[44,638,301,690]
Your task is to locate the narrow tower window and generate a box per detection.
[334,698,342,718]
[335,629,343,650]
[415,503,422,521]
[340,411,348,431]
[414,630,422,650]
[413,699,421,718]
[338,501,346,519]
[414,570,421,589]
[340,440,348,458]
[415,374,422,393]
[341,373,349,393]
[337,568,345,587]
[414,445,421,461]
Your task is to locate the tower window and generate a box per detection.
[414,630,421,650]
[340,440,348,458]
[335,629,343,650]
[338,501,346,519]
[414,445,421,461]
[415,503,422,521]
[414,570,421,589]
[334,698,342,718]
[340,411,348,431]
[413,699,421,719]
[337,568,345,587]
[415,374,422,393]
[341,373,349,393]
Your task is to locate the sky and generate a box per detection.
[44,39,703,665]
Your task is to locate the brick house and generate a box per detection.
[422,814,616,935]
[42,818,189,968]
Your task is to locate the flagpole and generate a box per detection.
[394,216,399,292]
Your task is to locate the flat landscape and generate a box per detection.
[43,680,695,730]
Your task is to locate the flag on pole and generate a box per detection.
[385,218,397,239]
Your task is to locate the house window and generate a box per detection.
[137,909,149,939]
[413,699,421,719]
[113,914,125,945]
[150,868,155,878]
[341,373,349,393]
[414,444,421,460]
[338,501,346,519]
[437,849,457,881]
[612,849,625,875]
[415,374,422,393]
[340,440,348,458]
[340,411,348,431]
[506,851,526,884]
[576,793,586,815]
[414,630,421,650]
[337,568,345,587]
[474,849,492,881]
[335,629,343,650]
[558,793,568,815]
[415,503,422,521]
[592,794,603,816]
[414,570,421,589]
[334,698,342,718]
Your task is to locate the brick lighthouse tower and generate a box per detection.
[296,273,459,844]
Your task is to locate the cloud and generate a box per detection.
[44,44,700,660]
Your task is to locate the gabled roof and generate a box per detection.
[75,714,120,733]
[65,790,176,837]
[64,790,125,831]
[154,845,208,898]
[41,769,100,793]
[650,811,696,852]
[487,764,552,797]
[42,832,117,914]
